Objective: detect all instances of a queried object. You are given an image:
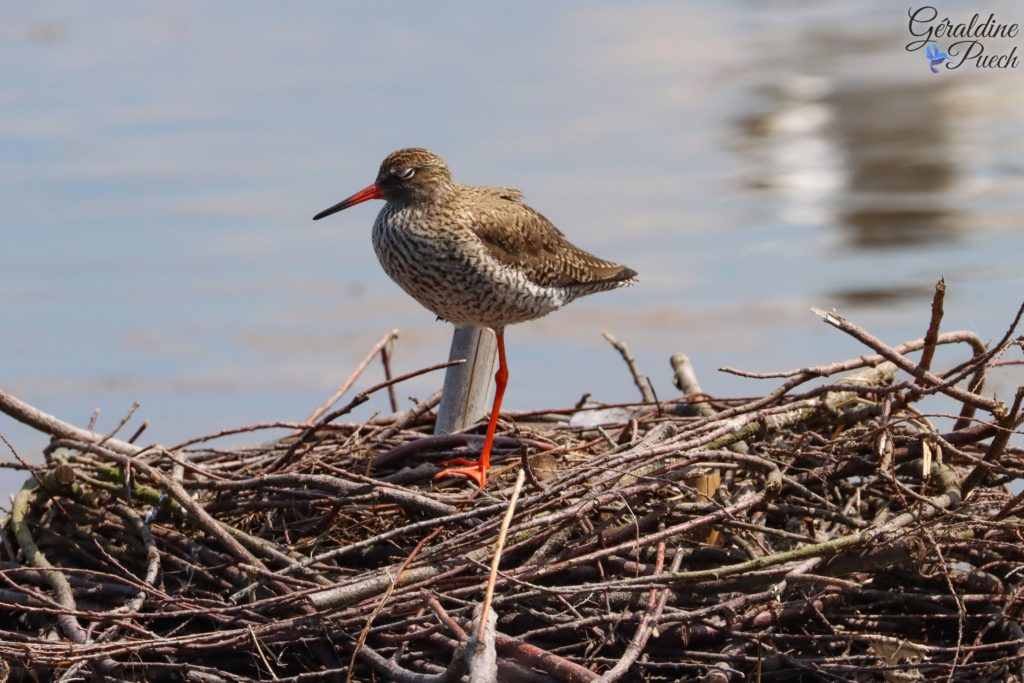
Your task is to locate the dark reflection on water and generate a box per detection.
[826,282,936,308]
[841,206,961,248]
[723,4,1022,409]
[736,44,965,251]
[831,80,960,249]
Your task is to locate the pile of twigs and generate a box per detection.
[1,285,1023,682]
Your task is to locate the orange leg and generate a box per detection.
[434,331,508,488]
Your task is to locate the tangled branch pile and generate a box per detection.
[1,290,1023,682]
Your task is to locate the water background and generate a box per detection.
[3,2,1023,496]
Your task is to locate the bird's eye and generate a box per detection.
[397,168,415,180]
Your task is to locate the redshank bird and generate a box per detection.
[313,148,637,487]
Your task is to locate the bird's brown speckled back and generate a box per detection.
[368,148,637,330]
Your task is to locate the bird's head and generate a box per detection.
[313,148,454,220]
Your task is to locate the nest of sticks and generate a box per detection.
[1,284,1024,682]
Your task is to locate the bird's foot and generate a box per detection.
[439,456,477,467]
[434,462,487,488]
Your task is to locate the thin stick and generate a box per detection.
[596,538,669,682]
[519,444,547,492]
[170,421,312,451]
[249,625,279,680]
[347,528,441,683]
[305,329,399,425]
[719,330,985,379]
[671,353,716,419]
[272,359,463,471]
[373,390,442,444]
[811,307,1002,414]
[478,468,526,641]
[962,385,1024,498]
[0,386,138,456]
[97,402,139,446]
[381,335,400,414]
[319,359,465,428]
[917,277,946,383]
[603,331,655,403]
[127,419,149,444]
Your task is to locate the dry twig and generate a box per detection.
[0,297,1022,681]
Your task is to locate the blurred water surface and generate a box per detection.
[2,2,1023,494]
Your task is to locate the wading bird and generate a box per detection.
[314,148,636,487]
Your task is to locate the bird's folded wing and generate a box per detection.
[469,195,632,289]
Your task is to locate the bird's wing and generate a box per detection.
[467,189,634,289]
[480,186,526,203]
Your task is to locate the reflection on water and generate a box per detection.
[732,4,1022,316]
[1,2,1023,497]
[825,282,936,308]
[737,31,964,251]
[832,80,960,249]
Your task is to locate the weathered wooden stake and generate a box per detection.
[434,326,498,435]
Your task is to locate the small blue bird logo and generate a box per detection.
[925,43,948,73]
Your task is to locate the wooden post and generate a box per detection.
[434,326,497,435]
